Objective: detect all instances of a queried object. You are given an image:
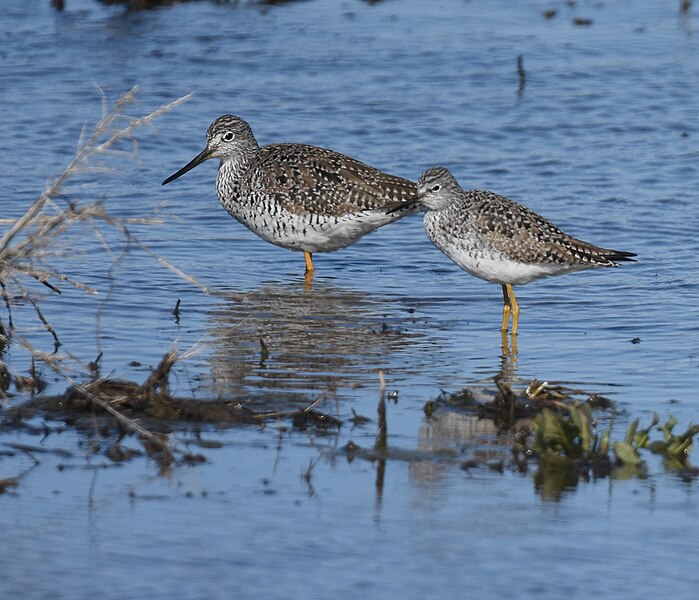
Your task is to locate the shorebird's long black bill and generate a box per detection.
[386,199,420,215]
[162,147,212,185]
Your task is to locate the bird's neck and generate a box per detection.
[424,200,456,212]
[216,145,258,201]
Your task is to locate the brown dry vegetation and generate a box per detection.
[0,88,205,457]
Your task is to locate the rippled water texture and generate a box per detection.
[1,1,699,598]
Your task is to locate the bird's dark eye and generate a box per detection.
[222,131,235,142]
[431,184,441,192]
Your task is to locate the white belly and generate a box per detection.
[425,216,584,285]
[225,202,401,253]
[442,249,567,285]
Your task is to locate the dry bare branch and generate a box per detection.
[0,87,198,362]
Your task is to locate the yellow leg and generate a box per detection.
[304,251,314,274]
[501,329,511,355]
[501,327,519,356]
[500,284,520,353]
[507,284,520,336]
[501,285,511,333]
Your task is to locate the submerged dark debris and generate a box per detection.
[426,377,612,432]
[1,350,342,478]
[420,375,699,498]
[2,349,698,500]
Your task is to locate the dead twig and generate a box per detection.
[517,54,526,97]
[140,349,178,398]
[303,383,337,413]
[375,370,387,450]
[0,279,13,334]
[11,275,61,351]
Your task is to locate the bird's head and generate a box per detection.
[162,115,258,186]
[417,166,463,211]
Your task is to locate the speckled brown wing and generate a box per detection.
[465,190,635,266]
[247,144,417,216]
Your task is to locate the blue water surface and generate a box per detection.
[1,1,699,598]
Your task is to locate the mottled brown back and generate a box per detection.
[245,144,417,216]
[463,189,635,266]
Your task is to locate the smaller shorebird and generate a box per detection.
[413,167,635,336]
[162,115,417,275]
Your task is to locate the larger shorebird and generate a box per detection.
[413,167,635,336]
[162,115,417,274]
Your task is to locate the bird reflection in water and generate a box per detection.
[407,347,614,501]
[205,280,420,412]
[410,352,518,488]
